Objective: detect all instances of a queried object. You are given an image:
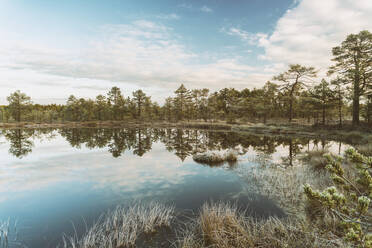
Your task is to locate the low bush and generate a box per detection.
[304,149,372,247]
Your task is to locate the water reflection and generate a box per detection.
[0,128,344,163]
[0,128,348,248]
[3,129,34,158]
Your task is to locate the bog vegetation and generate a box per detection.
[1,31,371,126]
[60,148,372,248]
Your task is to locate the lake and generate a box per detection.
[0,128,347,247]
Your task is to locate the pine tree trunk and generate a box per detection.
[289,97,293,123]
[338,96,342,127]
[17,104,21,122]
[352,89,360,126]
[352,58,360,126]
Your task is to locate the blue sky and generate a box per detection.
[0,0,371,103]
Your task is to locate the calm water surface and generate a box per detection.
[0,128,348,247]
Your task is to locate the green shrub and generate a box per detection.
[304,149,372,247]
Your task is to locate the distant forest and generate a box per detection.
[1,31,371,126]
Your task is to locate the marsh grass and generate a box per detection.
[175,202,344,248]
[0,220,9,248]
[238,161,332,216]
[193,150,238,166]
[355,143,372,156]
[0,219,19,248]
[56,148,349,248]
[301,149,330,170]
[61,202,175,248]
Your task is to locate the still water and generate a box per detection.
[0,128,347,247]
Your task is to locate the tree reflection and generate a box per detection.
[133,128,152,157]
[1,128,329,165]
[3,129,34,158]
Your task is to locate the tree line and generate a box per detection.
[1,30,371,126]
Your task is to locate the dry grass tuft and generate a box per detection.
[225,150,238,162]
[175,202,345,248]
[301,149,329,170]
[193,150,238,166]
[355,143,372,156]
[193,152,225,165]
[199,202,253,248]
[62,202,175,248]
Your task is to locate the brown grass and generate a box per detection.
[175,202,345,248]
[355,143,372,156]
[301,149,330,170]
[62,202,175,248]
[193,150,238,166]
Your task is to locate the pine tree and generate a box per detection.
[273,64,317,122]
[7,90,32,122]
[174,84,191,121]
[329,30,372,126]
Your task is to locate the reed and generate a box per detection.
[0,219,9,248]
[301,149,330,170]
[238,161,332,215]
[62,202,175,248]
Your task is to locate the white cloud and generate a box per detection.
[221,0,372,79]
[256,0,372,69]
[178,3,192,9]
[0,19,270,103]
[156,13,180,20]
[2,0,371,104]
[200,6,213,13]
[222,27,262,45]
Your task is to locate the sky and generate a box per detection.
[0,0,372,104]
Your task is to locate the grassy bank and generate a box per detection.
[1,121,371,145]
[61,201,346,248]
[176,202,344,248]
[233,123,372,144]
[0,120,233,131]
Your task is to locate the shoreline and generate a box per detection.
[0,121,234,130]
[0,121,371,144]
